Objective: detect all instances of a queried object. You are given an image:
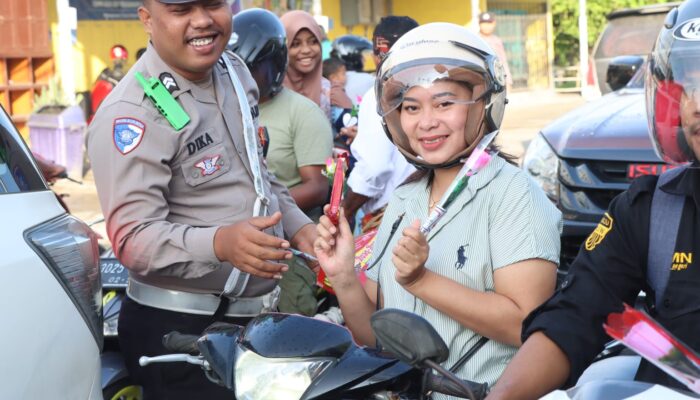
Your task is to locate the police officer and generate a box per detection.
[488,0,700,398]
[87,0,316,398]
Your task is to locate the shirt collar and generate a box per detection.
[396,156,506,240]
[143,42,217,104]
[660,162,700,208]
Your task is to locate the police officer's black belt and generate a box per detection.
[127,278,279,318]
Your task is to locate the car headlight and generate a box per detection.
[235,349,332,400]
[522,133,560,201]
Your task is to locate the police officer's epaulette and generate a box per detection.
[135,72,190,131]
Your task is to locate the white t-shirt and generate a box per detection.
[345,71,375,106]
[348,88,415,213]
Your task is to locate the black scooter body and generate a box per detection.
[200,313,420,399]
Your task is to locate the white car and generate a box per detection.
[0,105,102,399]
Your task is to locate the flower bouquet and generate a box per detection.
[604,304,700,393]
[420,130,498,234]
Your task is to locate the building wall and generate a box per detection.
[320,0,488,40]
[71,20,148,92]
[47,1,148,93]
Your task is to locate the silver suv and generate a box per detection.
[591,2,680,94]
[0,104,102,399]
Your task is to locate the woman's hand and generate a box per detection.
[314,206,356,282]
[392,219,429,288]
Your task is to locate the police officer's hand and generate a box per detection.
[214,211,292,280]
[393,219,429,288]
[290,223,320,273]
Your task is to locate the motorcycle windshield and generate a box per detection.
[241,313,353,358]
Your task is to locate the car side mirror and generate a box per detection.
[370,308,448,367]
[606,55,644,92]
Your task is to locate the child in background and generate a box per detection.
[323,57,347,88]
[323,58,358,146]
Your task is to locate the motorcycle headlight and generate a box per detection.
[522,133,560,201]
[235,349,332,400]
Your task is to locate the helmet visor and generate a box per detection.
[376,58,492,169]
[377,57,489,118]
[650,48,700,164]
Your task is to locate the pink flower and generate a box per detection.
[623,321,675,360]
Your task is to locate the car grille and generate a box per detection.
[585,160,630,184]
[559,158,631,218]
[557,158,632,273]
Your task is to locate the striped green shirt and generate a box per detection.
[365,156,562,395]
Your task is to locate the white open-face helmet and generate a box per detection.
[376,22,507,169]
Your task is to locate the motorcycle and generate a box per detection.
[139,308,488,399]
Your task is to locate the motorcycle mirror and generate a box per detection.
[606,55,644,92]
[370,308,449,368]
[197,323,245,391]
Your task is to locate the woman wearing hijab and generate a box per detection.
[281,10,352,120]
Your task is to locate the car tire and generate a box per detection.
[103,379,142,400]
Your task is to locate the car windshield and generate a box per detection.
[594,14,667,59]
[0,107,46,194]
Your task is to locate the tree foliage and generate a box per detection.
[552,0,676,66]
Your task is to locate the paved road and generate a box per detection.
[498,90,586,160]
[53,89,587,241]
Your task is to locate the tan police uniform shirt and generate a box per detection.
[87,43,311,297]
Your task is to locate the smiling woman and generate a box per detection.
[138,0,232,81]
[281,10,350,118]
[314,23,563,394]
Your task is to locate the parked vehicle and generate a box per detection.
[522,57,675,276]
[0,104,102,399]
[139,310,488,399]
[590,2,679,95]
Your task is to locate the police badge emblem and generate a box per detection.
[585,212,614,251]
[195,155,222,176]
[113,117,146,155]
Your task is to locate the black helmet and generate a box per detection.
[330,35,373,72]
[646,0,700,164]
[230,8,287,99]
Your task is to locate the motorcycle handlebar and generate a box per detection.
[426,373,489,400]
[162,331,200,354]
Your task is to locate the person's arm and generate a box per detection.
[33,152,66,182]
[285,91,334,212]
[490,177,656,397]
[330,81,353,109]
[314,207,378,345]
[393,219,557,346]
[89,102,292,279]
[405,260,556,346]
[487,332,570,400]
[289,165,329,211]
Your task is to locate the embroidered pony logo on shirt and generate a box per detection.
[455,244,468,270]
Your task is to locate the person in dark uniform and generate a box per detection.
[87,0,316,399]
[487,1,700,398]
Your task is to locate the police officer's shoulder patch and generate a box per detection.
[113,117,146,155]
[585,212,614,251]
